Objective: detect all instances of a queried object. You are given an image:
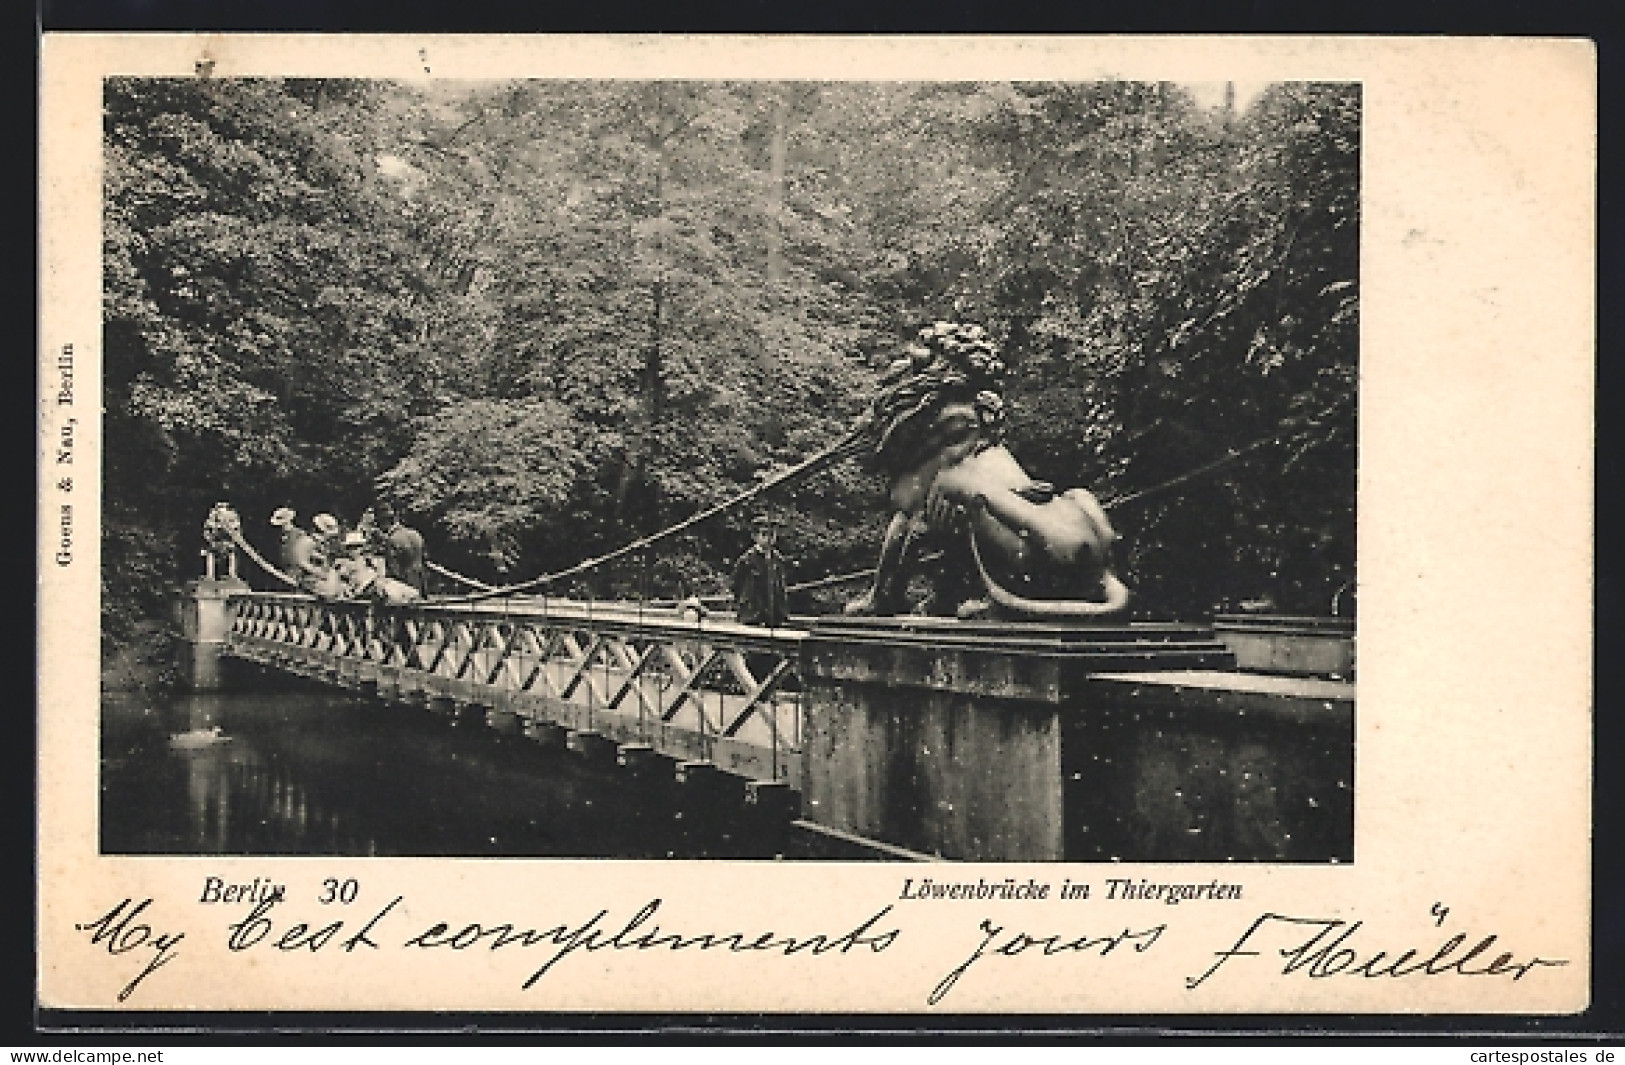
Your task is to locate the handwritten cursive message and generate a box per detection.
[928,918,1167,1005]
[70,887,1572,1008]
[74,899,184,1002]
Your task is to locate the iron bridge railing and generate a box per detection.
[223,591,807,789]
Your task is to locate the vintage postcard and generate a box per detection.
[38,34,1593,1015]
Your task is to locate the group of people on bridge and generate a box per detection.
[269,503,426,605]
[208,497,791,624]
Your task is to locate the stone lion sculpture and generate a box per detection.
[844,322,1128,620]
[201,501,242,580]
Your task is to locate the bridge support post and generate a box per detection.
[799,632,1072,861]
[175,577,248,690]
[798,620,1351,863]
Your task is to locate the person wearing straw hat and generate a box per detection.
[334,530,381,600]
[311,512,342,554]
[302,512,347,598]
[732,514,789,628]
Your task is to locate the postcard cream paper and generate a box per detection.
[39,35,1593,1013]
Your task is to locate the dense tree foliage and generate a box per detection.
[103,77,1358,639]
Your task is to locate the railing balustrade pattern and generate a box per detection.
[225,592,805,789]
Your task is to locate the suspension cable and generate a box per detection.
[758,401,1351,597]
[426,559,496,591]
[426,430,867,606]
[614,397,1345,604]
[525,398,1345,607]
[228,526,299,587]
[1099,395,1353,511]
[1100,436,1278,510]
[225,395,1347,606]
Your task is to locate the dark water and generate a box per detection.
[100,672,791,858]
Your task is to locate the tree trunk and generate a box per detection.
[618,120,668,531]
[766,87,788,284]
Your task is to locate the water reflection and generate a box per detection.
[101,678,777,858]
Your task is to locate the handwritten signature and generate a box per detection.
[1186,911,1570,989]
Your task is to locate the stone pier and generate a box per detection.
[175,576,249,689]
[799,619,1352,862]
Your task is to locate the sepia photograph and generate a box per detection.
[99,75,1357,864]
[39,35,1591,1016]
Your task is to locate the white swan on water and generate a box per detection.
[168,725,231,749]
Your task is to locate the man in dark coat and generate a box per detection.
[732,515,789,628]
[375,502,427,596]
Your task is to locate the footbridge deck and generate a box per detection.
[185,581,1351,862]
